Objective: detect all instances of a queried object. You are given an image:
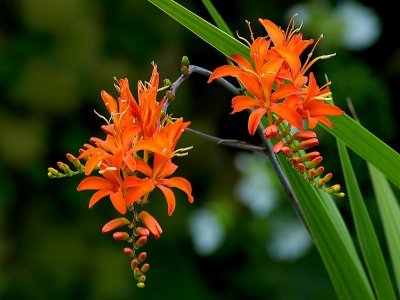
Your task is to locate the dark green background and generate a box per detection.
[0,0,398,299]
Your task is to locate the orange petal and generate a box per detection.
[101,90,118,114]
[110,188,126,214]
[274,46,301,80]
[260,58,284,92]
[207,65,241,83]
[88,189,112,208]
[231,95,262,113]
[248,108,266,135]
[230,54,254,72]
[123,154,136,172]
[139,210,162,239]
[77,176,115,191]
[125,178,155,205]
[258,18,284,46]
[271,103,304,130]
[157,185,176,216]
[306,102,344,116]
[160,177,194,203]
[154,156,178,179]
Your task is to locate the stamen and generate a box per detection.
[236,30,252,48]
[93,109,111,125]
[245,20,254,42]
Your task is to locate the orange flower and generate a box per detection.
[299,72,344,128]
[123,154,194,216]
[77,164,127,214]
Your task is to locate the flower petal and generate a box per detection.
[88,189,112,208]
[271,103,304,130]
[160,177,194,203]
[231,95,262,113]
[125,178,155,205]
[77,176,115,191]
[157,184,176,216]
[139,210,162,239]
[248,107,267,135]
[259,18,284,46]
[110,188,126,214]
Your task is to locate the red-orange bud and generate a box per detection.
[307,156,323,169]
[134,236,148,249]
[123,247,134,257]
[102,217,131,234]
[135,227,150,237]
[138,211,163,239]
[131,259,139,270]
[291,131,317,142]
[66,153,82,169]
[314,166,325,178]
[300,151,320,162]
[297,163,306,174]
[133,267,141,277]
[290,157,301,165]
[138,252,147,262]
[307,169,316,181]
[112,231,130,241]
[273,141,285,154]
[264,124,280,139]
[281,146,293,157]
[322,172,333,184]
[139,275,146,283]
[141,263,150,273]
[293,138,319,151]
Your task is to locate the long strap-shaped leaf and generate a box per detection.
[338,140,397,300]
[368,163,400,295]
[147,0,400,189]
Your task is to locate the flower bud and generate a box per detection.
[293,138,319,151]
[47,167,60,178]
[322,173,332,184]
[307,156,323,169]
[102,218,131,234]
[181,56,190,77]
[290,157,301,165]
[314,166,325,178]
[300,151,320,162]
[131,259,139,270]
[141,263,150,273]
[139,275,146,283]
[264,124,279,139]
[66,153,82,170]
[138,211,163,239]
[307,169,316,181]
[281,146,293,157]
[137,282,145,288]
[134,236,148,249]
[112,232,130,241]
[57,161,71,174]
[123,247,134,257]
[291,131,317,141]
[135,227,150,237]
[138,252,147,263]
[297,163,306,174]
[133,267,141,277]
[273,141,285,154]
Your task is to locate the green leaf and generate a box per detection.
[147,0,249,59]
[201,0,233,36]
[321,115,400,188]
[277,155,374,299]
[368,163,400,295]
[337,140,396,300]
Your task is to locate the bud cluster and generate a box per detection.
[270,125,344,197]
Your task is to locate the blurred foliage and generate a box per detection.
[0,0,398,299]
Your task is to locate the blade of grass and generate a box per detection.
[201,0,233,36]
[368,163,400,295]
[337,140,396,300]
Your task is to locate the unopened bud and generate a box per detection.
[137,282,145,288]
[139,211,163,239]
[297,163,306,174]
[322,173,333,184]
[291,131,317,142]
[123,247,134,257]
[138,252,147,262]
[139,275,146,282]
[133,267,141,277]
[301,151,320,162]
[336,192,346,198]
[273,141,285,154]
[141,263,150,273]
[264,124,279,139]
[135,227,150,237]
[66,153,82,169]
[134,236,148,249]
[163,78,172,87]
[57,161,71,174]
[314,166,325,178]
[181,56,190,77]
[47,167,61,178]
[112,231,130,241]
[307,169,316,181]
[293,138,319,151]
[329,184,341,193]
[307,156,323,169]
[131,259,139,270]
[290,157,301,165]
[281,146,293,157]
[102,218,131,234]
[318,178,326,187]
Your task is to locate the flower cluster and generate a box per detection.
[49,63,194,287]
[208,14,345,196]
